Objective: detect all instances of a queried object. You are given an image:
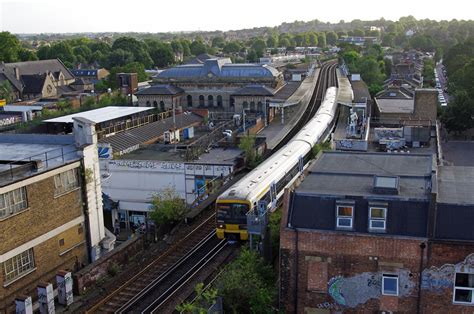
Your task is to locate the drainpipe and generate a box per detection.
[417,242,426,314]
[80,160,93,264]
[294,229,299,314]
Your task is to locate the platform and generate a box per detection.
[336,68,353,105]
[259,67,320,150]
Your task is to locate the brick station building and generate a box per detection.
[280,151,474,313]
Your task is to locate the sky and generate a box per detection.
[0,0,472,34]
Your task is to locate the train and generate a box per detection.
[216,86,338,240]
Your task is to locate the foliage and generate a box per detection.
[176,283,218,313]
[217,249,276,313]
[149,186,188,226]
[223,41,242,54]
[107,62,148,89]
[112,36,153,68]
[190,40,207,56]
[238,134,257,168]
[0,31,22,62]
[0,81,15,103]
[311,141,331,158]
[146,40,175,68]
[422,58,435,87]
[269,207,282,258]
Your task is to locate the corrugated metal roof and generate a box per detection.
[44,106,153,124]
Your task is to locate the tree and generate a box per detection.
[307,32,318,47]
[223,41,242,54]
[149,186,188,226]
[317,32,327,48]
[238,134,257,167]
[353,28,365,37]
[112,37,153,68]
[0,32,22,62]
[148,41,175,68]
[44,41,76,68]
[266,35,278,48]
[104,49,134,68]
[326,31,338,46]
[0,81,14,103]
[190,40,207,56]
[358,57,385,86]
[217,249,276,313]
[441,91,474,134]
[251,38,267,58]
[176,283,218,313]
[18,49,38,61]
[211,36,226,48]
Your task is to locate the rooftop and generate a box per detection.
[437,166,474,205]
[0,134,79,186]
[375,98,414,114]
[296,151,433,200]
[135,84,184,96]
[44,106,153,124]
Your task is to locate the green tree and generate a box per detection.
[317,32,327,48]
[112,37,153,68]
[0,81,15,103]
[217,249,276,313]
[307,32,318,47]
[353,28,365,37]
[246,50,258,63]
[223,41,242,54]
[211,36,226,48]
[326,31,338,46]
[251,38,267,58]
[358,57,385,86]
[18,49,38,61]
[0,32,22,62]
[104,49,134,68]
[190,40,207,56]
[239,134,257,167]
[441,91,474,134]
[266,35,278,48]
[147,41,175,68]
[176,283,218,314]
[149,186,188,226]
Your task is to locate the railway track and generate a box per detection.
[272,60,338,152]
[86,61,338,313]
[86,212,218,313]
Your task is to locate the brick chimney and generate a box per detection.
[13,67,20,80]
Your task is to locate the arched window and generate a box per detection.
[257,101,263,113]
[199,95,205,107]
[187,95,193,107]
[160,101,165,111]
[242,101,248,110]
[146,101,151,107]
[250,101,256,112]
[230,97,235,112]
[208,95,214,107]
[217,95,223,107]
[153,101,158,108]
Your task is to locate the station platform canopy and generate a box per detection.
[44,106,153,124]
[336,69,354,105]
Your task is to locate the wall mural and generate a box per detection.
[319,270,415,309]
[421,253,474,293]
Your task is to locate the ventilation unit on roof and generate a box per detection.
[373,175,399,195]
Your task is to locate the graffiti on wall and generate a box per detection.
[422,253,474,293]
[319,270,415,309]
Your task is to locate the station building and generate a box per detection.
[135,57,284,114]
[0,118,112,312]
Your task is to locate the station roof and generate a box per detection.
[135,85,184,96]
[437,166,474,205]
[44,106,153,124]
[232,85,274,96]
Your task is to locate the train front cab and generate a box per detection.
[216,200,250,240]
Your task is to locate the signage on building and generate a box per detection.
[37,283,55,314]
[57,271,73,306]
[0,99,6,106]
[98,143,113,159]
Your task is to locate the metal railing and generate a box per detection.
[0,145,79,184]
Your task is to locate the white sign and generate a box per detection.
[38,283,55,314]
[109,160,185,172]
[57,271,73,306]
[15,296,33,314]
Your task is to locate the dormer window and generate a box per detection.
[336,200,355,230]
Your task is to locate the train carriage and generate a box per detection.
[216,87,338,240]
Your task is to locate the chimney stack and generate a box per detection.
[13,67,20,80]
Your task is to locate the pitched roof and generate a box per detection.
[185,53,217,65]
[21,74,47,94]
[232,85,274,96]
[5,59,75,81]
[0,64,23,92]
[135,84,184,95]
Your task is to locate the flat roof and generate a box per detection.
[44,106,153,124]
[375,98,414,114]
[437,166,474,205]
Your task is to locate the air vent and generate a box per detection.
[373,176,399,195]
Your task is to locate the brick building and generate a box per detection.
[279,152,474,313]
[0,118,113,312]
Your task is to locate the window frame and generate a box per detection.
[453,272,474,305]
[336,204,354,229]
[3,248,36,284]
[369,206,387,232]
[382,274,399,296]
[54,168,80,197]
[0,187,28,220]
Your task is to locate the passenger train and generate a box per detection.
[216,87,338,240]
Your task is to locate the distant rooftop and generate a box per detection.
[44,106,153,124]
[375,98,414,114]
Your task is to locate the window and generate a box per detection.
[336,205,353,229]
[0,187,28,220]
[59,239,65,247]
[453,272,474,304]
[382,274,399,296]
[187,95,193,107]
[54,169,79,196]
[369,207,387,231]
[3,249,35,283]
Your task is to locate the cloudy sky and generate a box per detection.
[0,0,472,34]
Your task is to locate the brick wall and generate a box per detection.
[414,89,437,124]
[73,236,144,295]
[0,166,88,312]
